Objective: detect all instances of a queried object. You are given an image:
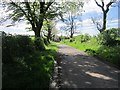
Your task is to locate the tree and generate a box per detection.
[94,0,116,32]
[60,1,84,38]
[62,12,77,38]
[42,20,56,43]
[0,1,64,50]
[46,20,56,43]
[42,3,59,43]
[50,25,58,40]
[1,0,55,37]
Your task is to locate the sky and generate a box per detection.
[56,0,119,36]
[0,0,119,36]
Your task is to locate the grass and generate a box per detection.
[61,35,120,67]
[3,35,58,88]
[61,37,101,51]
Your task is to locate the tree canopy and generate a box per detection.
[2,0,61,37]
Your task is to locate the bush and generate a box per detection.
[52,36,61,42]
[43,38,49,46]
[85,49,97,56]
[2,35,35,63]
[96,46,120,67]
[97,28,120,46]
[34,37,46,50]
[80,34,91,43]
[2,34,56,88]
[69,38,75,42]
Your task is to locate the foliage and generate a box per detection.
[43,37,49,46]
[97,46,120,67]
[97,28,120,46]
[69,38,75,42]
[34,37,46,50]
[2,35,58,88]
[52,35,61,42]
[42,20,56,43]
[79,34,91,43]
[2,1,61,37]
[2,35,34,60]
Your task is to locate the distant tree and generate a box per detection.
[42,20,56,43]
[62,12,77,38]
[94,0,116,32]
[60,1,84,38]
[42,4,59,43]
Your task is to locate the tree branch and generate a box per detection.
[94,0,102,8]
[45,2,54,12]
[102,1,104,7]
[94,0,104,11]
[10,2,34,28]
[106,1,114,13]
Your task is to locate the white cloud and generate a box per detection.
[81,19,93,25]
[110,19,120,23]
[83,0,115,13]
[0,20,34,35]
[83,0,101,13]
[59,18,95,28]
[107,19,118,28]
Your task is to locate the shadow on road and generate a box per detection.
[51,44,120,89]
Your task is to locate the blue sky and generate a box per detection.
[0,0,119,36]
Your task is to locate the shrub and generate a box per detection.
[34,37,46,50]
[69,38,75,42]
[97,28,120,46]
[80,34,91,43]
[43,38,49,46]
[96,46,120,67]
[2,34,56,88]
[2,35,35,63]
[85,49,97,56]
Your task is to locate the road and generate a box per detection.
[50,44,120,89]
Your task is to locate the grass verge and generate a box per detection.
[60,36,120,68]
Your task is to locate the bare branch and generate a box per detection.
[102,1,104,7]
[94,0,104,11]
[106,1,114,12]
[94,0,102,8]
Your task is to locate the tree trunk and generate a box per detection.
[102,11,107,32]
[34,28,40,37]
[70,26,74,38]
[33,22,46,50]
[47,28,51,43]
[33,21,43,38]
[70,33,73,38]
